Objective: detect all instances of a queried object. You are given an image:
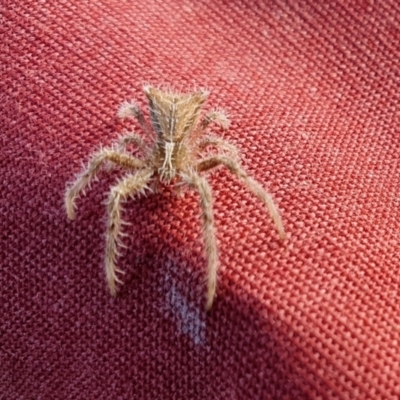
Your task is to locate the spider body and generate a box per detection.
[65,85,285,310]
[146,87,208,183]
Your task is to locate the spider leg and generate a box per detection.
[65,149,145,220]
[117,100,153,138]
[196,136,238,159]
[199,109,230,131]
[114,132,148,153]
[191,110,230,142]
[181,171,218,310]
[197,156,286,239]
[106,169,153,296]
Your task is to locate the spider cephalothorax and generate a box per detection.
[65,85,285,310]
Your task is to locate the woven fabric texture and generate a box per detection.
[1,0,400,398]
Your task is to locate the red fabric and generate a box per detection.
[1,0,400,398]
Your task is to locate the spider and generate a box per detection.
[65,85,285,310]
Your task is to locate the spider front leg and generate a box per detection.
[197,156,286,239]
[181,171,218,311]
[117,99,154,138]
[192,109,230,141]
[199,109,230,131]
[106,169,153,296]
[197,136,238,159]
[114,132,148,153]
[65,148,145,220]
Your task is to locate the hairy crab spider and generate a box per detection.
[65,85,285,310]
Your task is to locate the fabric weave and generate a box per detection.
[1,0,400,398]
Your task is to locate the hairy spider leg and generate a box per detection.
[115,132,148,153]
[196,136,238,159]
[199,109,230,131]
[181,171,218,310]
[106,169,153,295]
[197,156,286,239]
[117,100,156,139]
[65,149,145,220]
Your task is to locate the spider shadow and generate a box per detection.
[98,179,328,398]
[115,221,324,398]
[64,170,329,398]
